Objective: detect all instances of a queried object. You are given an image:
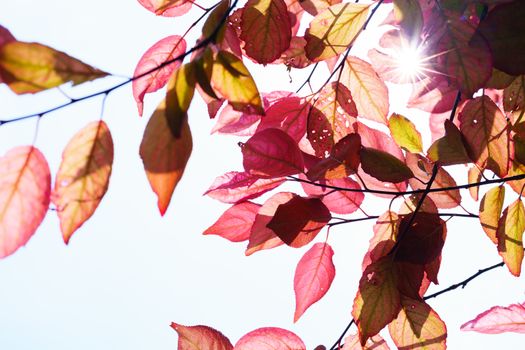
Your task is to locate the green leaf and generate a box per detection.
[479,186,505,244]
[388,113,423,153]
[211,50,263,114]
[240,0,291,64]
[0,41,107,94]
[427,120,470,165]
[360,147,414,183]
[166,62,196,138]
[497,199,525,277]
[352,257,401,346]
[305,3,370,62]
[202,0,230,43]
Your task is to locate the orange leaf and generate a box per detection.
[0,42,107,94]
[240,0,292,64]
[140,100,192,215]
[388,296,447,350]
[0,146,50,258]
[52,121,113,243]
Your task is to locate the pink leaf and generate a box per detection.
[301,177,364,214]
[235,327,306,350]
[205,171,285,204]
[461,302,525,334]
[342,333,391,350]
[171,322,233,350]
[0,146,50,258]
[137,0,192,17]
[132,35,186,115]
[242,128,304,178]
[256,96,309,142]
[294,242,335,322]
[203,202,261,242]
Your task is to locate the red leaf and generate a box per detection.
[170,323,233,350]
[140,100,192,215]
[242,128,304,178]
[362,211,398,270]
[235,327,306,350]
[52,121,113,243]
[137,0,192,17]
[301,177,364,214]
[0,25,15,47]
[212,104,262,136]
[0,146,50,258]
[267,195,331,248]
[132,35,186,115]
[245,192,292,255]
[461,302,525,334]
[240,0,292,64]
[294,242,335,322]
[205,171,285,204]
[256,96,309,142]
[203,202,261,242]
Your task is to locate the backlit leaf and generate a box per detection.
[267,195,331,248]
[294,242,335,322]
[360,147,413,183]
[166,62,196,137]
[203,202,261,242]
[242,128,304,178]
[305,3,370,61]
[341,56,389,124]
[388,296,447,350]
[479,185,505,244]
[461,302,525,334]
[459,95,509,177]
[393,0,423,38]
[468,165,482,201]
[497,199,525,276]
[235,327,306,350]
[256,96,309,142]
[473,1,525,75]
[138,0,192,17]
[205,171,285,204]
[342,333,390,350]
[427,119,470,166]
[503,75,525,113]
[132,35,186,115]
[140,100,192,215]
[301,177,364,214]
[0,42,107,94]
[211,50,264,114]
[388,113,422,153]
[362,211,399,270]
[245,192,292,255]
[52,121,113,243]
[240,0,292,64]
[170,323,233,350]
[0,25,15,47]
[0,146,50,258]
[352,257,401,345]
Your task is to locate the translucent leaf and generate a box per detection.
[503,75,525,113]
[132,35,186,115]
[211,50,263,114]
[166,62,196,137]
[388,113,422,153]
[242,128,304,178]
[352,257,401,345]
[341,56,389,124]
[468,165,482,201]
[342,333,391,350]
[408,76,460,114]
[0,25,15,46]
[137,0,192,17]
[388,296,447,350]
[459,95,509,177]
[294,242,335,322]
[140,100,192,215]
[170,323,233,350]
[235,327,306,350]
[427,120,470,166]
[299,0,341,16]
[360,147,414,183]
[362,211,399,270]
[497,199,525,276]
[479,185,505,244]
[305,3,370,61]
[267,195,331,248]
[0,42,107,94]
[473,1,525,75]
[256,96,309,142]
[52,121,113,243]
[393,0,423,38]
[203,202,261,242]
[245,192,292,255]
[240,0,292,64]
[301,177,364,215]
[461,302,525,334]
[0,146,50,258]
[205,171,285,204]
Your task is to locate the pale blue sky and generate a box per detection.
[0,1,524,349]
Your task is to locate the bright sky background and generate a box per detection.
[0,1,524,349]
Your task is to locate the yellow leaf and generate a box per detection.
[389,113,422,153]
[497,199,525,276]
